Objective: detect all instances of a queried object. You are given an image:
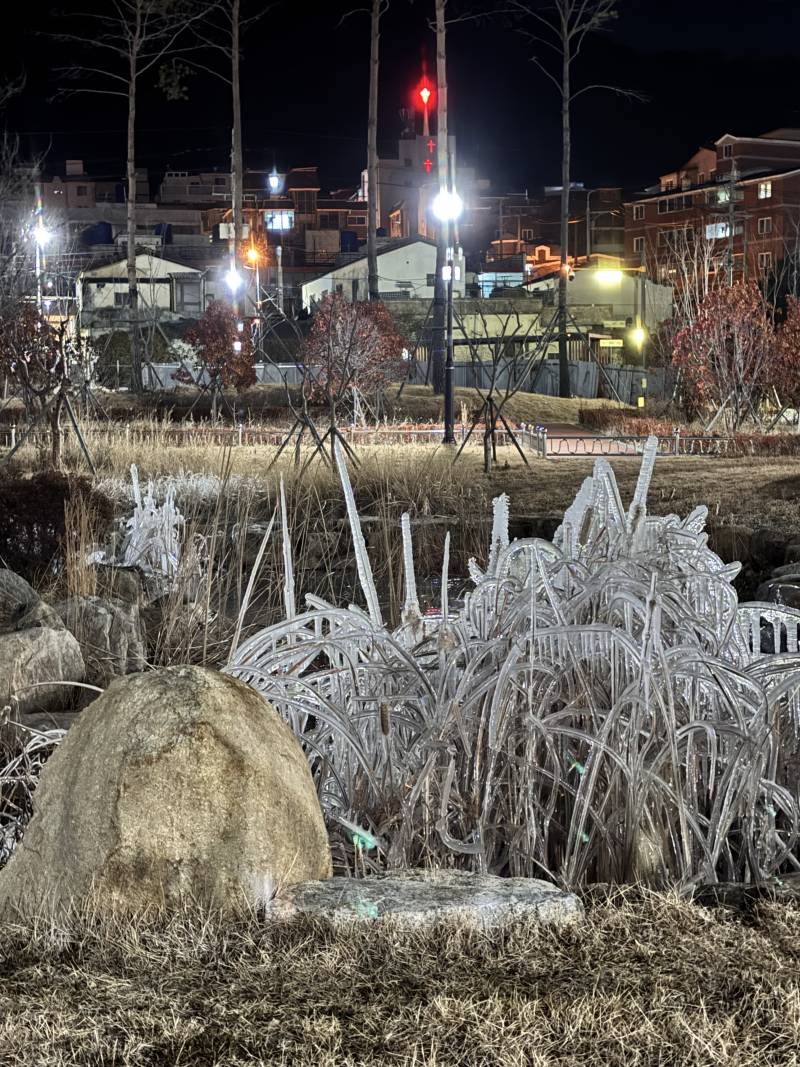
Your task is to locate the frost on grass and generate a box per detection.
[227,437,800,888]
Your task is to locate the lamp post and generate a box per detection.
[246,244,262,354]
[432,187,463,445]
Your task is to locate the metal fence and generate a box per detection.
[408,359,675,403]
[142,362,304,390]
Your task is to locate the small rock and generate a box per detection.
[0,627,85,716]
[0,570,40,633]
[54,596,146,687]
[770,563,800,581]
[92,565,143,607]
[271,869,582,929]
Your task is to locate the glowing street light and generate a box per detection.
[225,266,242,293]
[630,325,647,349]
[246,245,260,264]
[267,169,282,194]
[34,221,51,248]
[432,188,463,222]
[594,268,623,286]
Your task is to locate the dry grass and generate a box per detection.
[0,892,798,1065]
[386,384,628,426]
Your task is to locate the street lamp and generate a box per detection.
[267,169,282,194]
[225,265,242,293]
[244,245,262,353]
[432,188,463,445]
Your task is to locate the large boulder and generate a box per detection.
[54,595,146,687]
[0,666,331,915]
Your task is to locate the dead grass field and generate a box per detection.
[15,424,797,543]
[0,892,798,1066]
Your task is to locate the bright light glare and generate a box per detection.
[419,86,431,105]
[268,172,281,193]
[225,267,242,293]
[34,222,51,248]
[630,326,647,348]
[246,246,259,263]
[432,189,463,222]
[595,269,623,286]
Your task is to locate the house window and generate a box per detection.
[175,278,201,314]
[348,215,367,226]
[657,229,672,247]
[426,273,436,287]
[633,236,645,253]
[758,181,773,199]
[657,199,668,214]
[664,179,675,191]
[757,216,773,235]
[698,172,705,184]
[351,279,359,301]
[633,204,645,221]
[318,213,339,229]
[521,228,533,241]
[723,144,733,158]
[293,190,317,214]
[213,176,226,186]
[265,209,294,231]
[76,185,88,196]
[114,291,129,307]
[706,221,730,240]
[758,251,773,270]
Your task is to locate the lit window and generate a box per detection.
[757,217,773,235]
[633,204,645,221]
[264,209,294,231]
[706,221,730,240]
[758,251,773,270]
[758,181,772,199]
[633,236,645,253]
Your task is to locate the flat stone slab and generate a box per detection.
[270,868,582,928]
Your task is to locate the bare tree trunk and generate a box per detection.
[557,42,571,398]
[231,0,243,282]
[127,62,143,393]
[366,0,380,302]
[50,391,65,470]
[430,0,448,395]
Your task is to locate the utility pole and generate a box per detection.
[366,0,383,302]
[726,160,738,286]
[499,196,504,263]
[430,0,449,395]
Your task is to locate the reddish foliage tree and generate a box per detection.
[301,294,407,413]
[672,281,774,430]
[0,301,73,468]
[182,300,256,392]
[774,296,800,408]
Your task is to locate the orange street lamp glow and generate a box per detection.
[246,246,260,263]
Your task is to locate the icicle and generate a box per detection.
[401,513,420,619]
[627,435,658,531]
[441,531,451,626]
[487,494,510,576]
[334,439,383,628]
[280,476,296,622]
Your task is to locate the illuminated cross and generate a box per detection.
[423,159,433,174]
[427,138,436,154]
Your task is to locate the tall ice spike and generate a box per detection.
[334,439,383,628]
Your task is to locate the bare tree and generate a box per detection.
[57,1,213,393]
[510,0,633,397]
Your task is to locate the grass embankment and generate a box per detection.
[0,892,798,1066]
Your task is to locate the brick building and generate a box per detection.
[625,129,800,284]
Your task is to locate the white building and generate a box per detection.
[77,253,205,335]
[300,237,465,310]
[525,265,673,332]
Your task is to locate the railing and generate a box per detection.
[525,427,735,458]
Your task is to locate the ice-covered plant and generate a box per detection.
[227,437,800,889]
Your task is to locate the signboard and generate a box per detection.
[598,338,624,349]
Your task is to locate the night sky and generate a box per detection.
[2,0,800,195]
